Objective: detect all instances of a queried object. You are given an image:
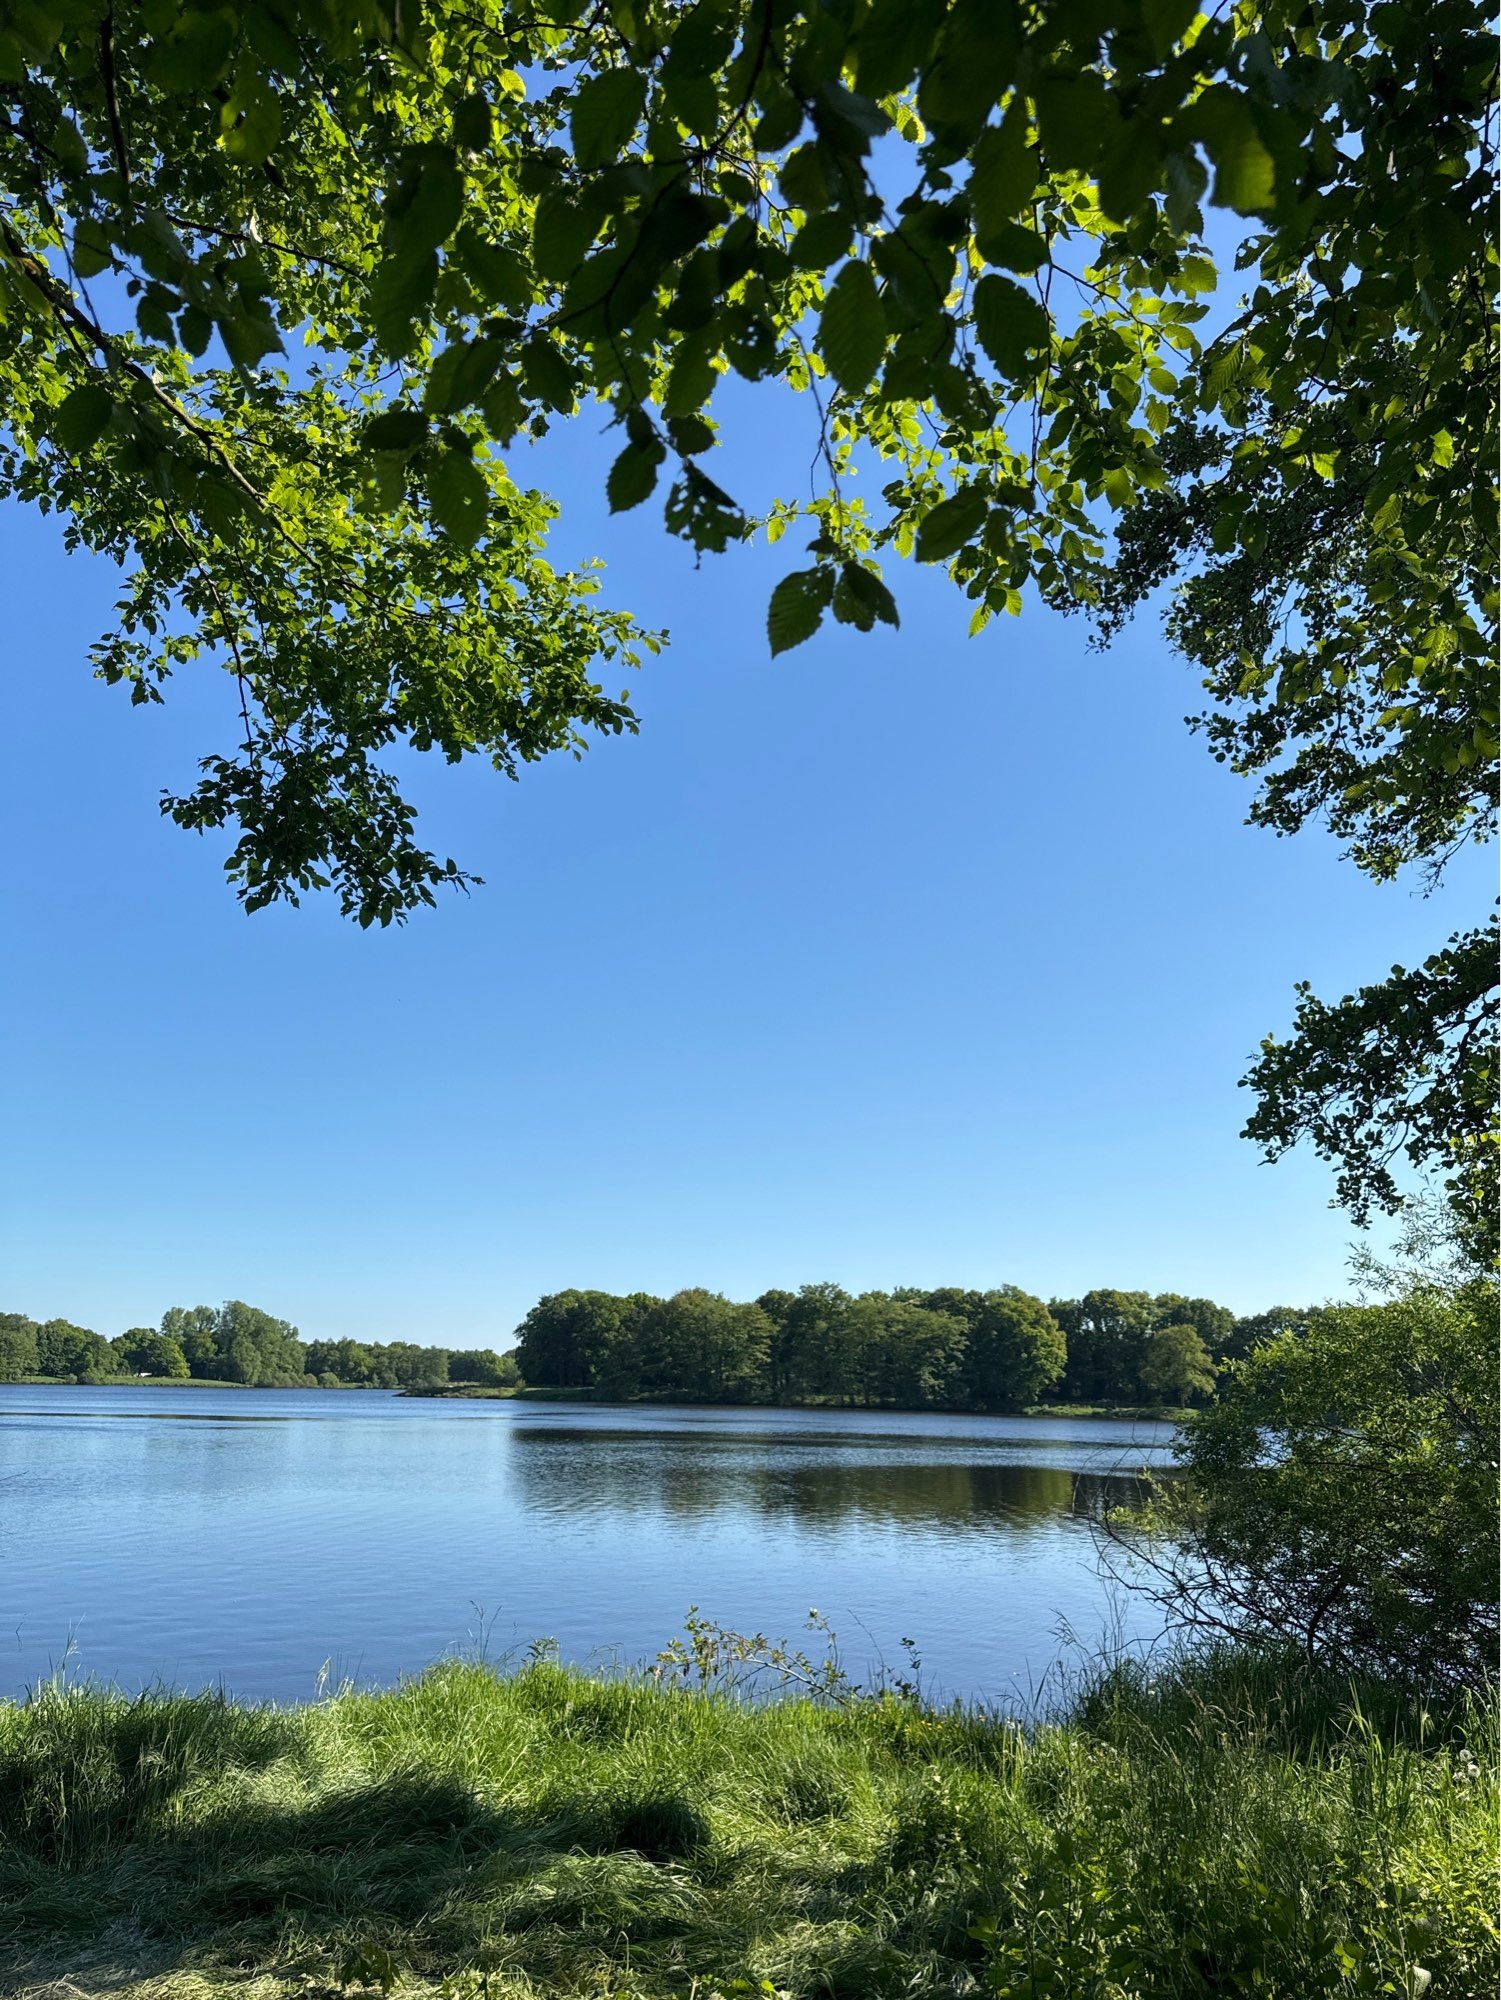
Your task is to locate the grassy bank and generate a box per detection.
[1,1650,1492,2000]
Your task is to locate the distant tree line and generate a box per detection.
[514,1286,1311,1412]
[0,1302,519,1391]
[0,1286,1313,1409]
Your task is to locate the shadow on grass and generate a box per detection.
[0,1716,725,1995]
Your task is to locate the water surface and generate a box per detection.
[0,1386,1175,1703]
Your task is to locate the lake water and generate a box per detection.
[0,1387,1177,1705]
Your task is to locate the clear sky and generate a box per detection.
[2,385,1487,1344]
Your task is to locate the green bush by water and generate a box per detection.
[0,1649,1492,1999]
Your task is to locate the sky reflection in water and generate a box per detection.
[0,1387,1175,1705]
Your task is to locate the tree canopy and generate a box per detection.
[3,0,1494,1221]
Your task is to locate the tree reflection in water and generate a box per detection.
[507,1428,1152,1533]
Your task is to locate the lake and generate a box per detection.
[0,1386,1177,1705]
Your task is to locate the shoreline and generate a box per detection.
[400,1383,1195,1420]
[3,1378,1194,1421]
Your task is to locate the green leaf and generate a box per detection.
[790,210,854,272]
[424,337,504,415]
[453,90,491,152]
[1191,88,1277,215]
[369,249,437,355]
[362,408,429,454]
[666,413,714,455]
[819,260,883,396]
[50,114,86,173]
[607,434,665,511]
[972,273,1049,376]
[663,338,717,418]
[148,9,236,91]
[481,373,526,441]
[664,464,744,552]
[53,381,114,455]
[426,448,489,546]
[834,563,899,631]
[662,67,720,138]
[918,0,1016,136]
[72,216,113,278]
[855,0,942,98]
[532,189,597,281]
[179,303,213,356]
[387,151,465,261]
[916,486,987,563]
[570,68,645,170]
[520,337,576,412]
[969,110,1036,260]
[767,567,834,655]
[982,224,1048,274]
[1034,72,1112,170]
[455,232,534,308]
[1143,0,1199,56]
[220,79,283,166]
[1175,254,1218,296]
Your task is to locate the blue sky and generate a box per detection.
[2,389,1488,1344]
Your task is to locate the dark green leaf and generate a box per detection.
[607,434,665,511]
[1034,72,1112,170]
[972,273,1049,376]
[834,562,899,630]
[387,151,465,261]
[819,260,883,396]
[72,216,113,278]
[148,9,236,91]
[424,337,504,415]
[790,210,853,272]
[968,109,1037,262]
[453,90,491,152]
[918,0,1016,137]
[767,566,834,654]
[916,485,987,563]
[520,337,576,412]
[532,189,597,281]
[362,408,430,454]
[1190,87,1277,215]
[53,381,114,454]
[570,68,646,169]
[426,448,489,545]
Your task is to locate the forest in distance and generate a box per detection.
[1,1284,1308,1411]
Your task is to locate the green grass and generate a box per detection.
[0,1649,1492,2000]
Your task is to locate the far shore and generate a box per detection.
[4,1377,1193,1420]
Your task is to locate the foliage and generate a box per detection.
[0,0,1491,932]
[516,1278,1077,1409]
[160,1298,305,1385]
[446,1345,520,1388]
[1119,1275,1500,1692]
[34,1316,119,1382]
[1049,1287,1236,1404]
[2,1276,1295,1406]
[1241,920,1499,1254]
[1,0,1494,1240]
[2,1299,517,1390]
[915,1284,1066,1406]
[0,1311,41,1381]
[0,1648,1492,1999]
[1138,1321,1216,1404]
[111,1326,189,1377]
